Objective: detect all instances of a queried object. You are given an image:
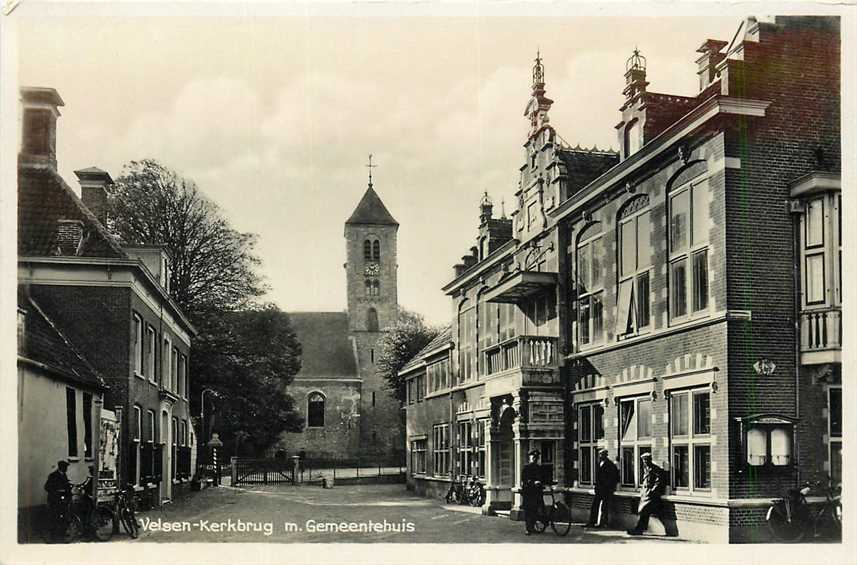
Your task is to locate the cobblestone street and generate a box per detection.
[124,485,696,544]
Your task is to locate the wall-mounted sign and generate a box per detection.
[753,359,777,376]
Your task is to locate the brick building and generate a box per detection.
[402,16,840,542]
[276,176,404,462]
[17,87,198,512]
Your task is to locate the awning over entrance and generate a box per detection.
[483,270,557,304]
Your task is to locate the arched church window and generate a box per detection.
[367,307,379,331]
[373,280,380,296]
[365,280,372,297]
[364,240,372,261]
[307,392,325,428]
[373,240,381,262]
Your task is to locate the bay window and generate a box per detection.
[669,178,710,321]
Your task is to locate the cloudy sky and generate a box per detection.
[16,8,743,324]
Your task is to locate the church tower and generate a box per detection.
[344,156,401,459]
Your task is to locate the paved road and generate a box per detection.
[125,484,695,544]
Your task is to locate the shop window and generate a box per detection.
[475,419,487,478]
[618,396,652,487]
[617,196,652,337]
[575,223,604,347]
[307,392,325,428]
[669,178,710,321]
[669,389,711,492]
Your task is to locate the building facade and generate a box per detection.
[17,87,198,510]
[402,16,841,542]
[276,178,404,462]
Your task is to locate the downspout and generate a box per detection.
[791,205,801,484]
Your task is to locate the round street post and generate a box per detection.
[207,432,224,486]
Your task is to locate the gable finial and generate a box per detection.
[366,153,377,188]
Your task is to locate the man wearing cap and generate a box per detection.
[627,452,668,536]
[585,449,619,528]
[521,449,544,535]
[44,461,72,538]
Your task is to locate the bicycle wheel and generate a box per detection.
[767,505,805,542]
[62,514,84,544]
[91,506,115,542]
[532,507,548,533]
[550,503,572,537]
[445,487,459,504]
[815,505,841,541]
[470,487,485,507]
[121,506,139,538]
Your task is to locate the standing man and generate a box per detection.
[627,452,669,536]
[44,460,71,539]
[585,449,619,528]
[521,449,543,535]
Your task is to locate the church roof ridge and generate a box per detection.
[346,185,399,226]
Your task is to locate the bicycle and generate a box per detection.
[467,477,486,507]
[767,478,841,542]
[54,484,115,543]
[114,484,139,538]
[532,482,572,536]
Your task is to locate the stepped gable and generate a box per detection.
[288,312,358,378]
[18,289,107,390]
[18,166,125,258]
[345,186,399,226]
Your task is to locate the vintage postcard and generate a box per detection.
[2,1,854,564]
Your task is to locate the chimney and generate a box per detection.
[462,253,477,268]
[623,48,648,101]
[75,167,113,226]
[453,263,467,278]
[695,39,728,92]
[19,87,65,171]
[55,219,84,256]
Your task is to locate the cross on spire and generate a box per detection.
[366,153,378,188]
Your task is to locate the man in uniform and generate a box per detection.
[44,460,71,539]
[585,448,619,528]
[521,449,544,535]
[627,452,670,535]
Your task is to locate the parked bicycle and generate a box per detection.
[113,484,139,538]
[767,478,841,542]
[531,482,571,536]
[55,482,115,543]
[445,475,486,507]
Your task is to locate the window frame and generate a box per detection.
[433,423,450,477]
[457,421,473,477]
[132,405,142,486]
[133,313,143,377]
[66,387,78,459]
[411,439,427,475]
[145,410,155,444]
[83,392,93,460]
[307,391,325,428]
[617,198,652,338]
[828,385,842,483]
[668,388,712,494]
[617,395,653,489]
[145,325,156,382]
[668,176,711,324]
[577,402,605,486]
[575,224,605,349]
[162,334,171,389]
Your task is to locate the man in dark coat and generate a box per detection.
[44,460,71,538]
[521,450,544,535]
[585,449,619,528]
[627,452,668,535]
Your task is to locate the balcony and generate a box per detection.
[800,307,841,365]
[482,270,557,304]
[483,335,559,386]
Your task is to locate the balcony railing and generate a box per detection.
[800,307,841,353]
[483,335,558,376]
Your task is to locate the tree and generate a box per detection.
[375,309,441,402]
[108,159,266,315]
[192,303,304,455]
[106,159,302,454]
